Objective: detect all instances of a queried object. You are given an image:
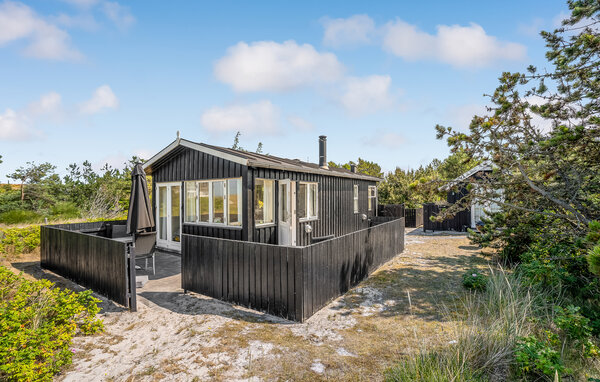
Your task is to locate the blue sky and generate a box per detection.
[0,0,569,181]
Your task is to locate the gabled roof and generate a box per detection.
[440,161,493,191]
[143,137,382,182]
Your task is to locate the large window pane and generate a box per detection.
[298,183,307,219]
[171,186,180,242]
[254,179,274,224]
[199,182,209,222]
[353,185,359,213]
[309,183,317,218]
[185,182,197,222]
[158,186,167,240]
[212,181,225,224]
[228,179,242,226]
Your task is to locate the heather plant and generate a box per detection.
[0,226,40,257]
[0,267,103,381]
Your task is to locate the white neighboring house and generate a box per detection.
[442,161,503,228]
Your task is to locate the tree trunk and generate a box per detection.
[20,183,24,201]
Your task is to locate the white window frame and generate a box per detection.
[299,182,318,222]
[353,184,359,213]
[368,185,377,211]
[184,178,243,228]
[255,178,275,227]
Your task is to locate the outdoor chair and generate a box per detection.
[134,231,157,275]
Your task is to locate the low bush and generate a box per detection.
[0,266,103,381]
[50,202,80,220]
[462,269,487,291]
[0,209,43,225]
[0,226,40,256]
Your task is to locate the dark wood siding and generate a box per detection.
[248,168,377,246]
[150,146,379,246]
[151,147,247,242]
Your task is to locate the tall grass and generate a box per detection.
[386,268,558,381]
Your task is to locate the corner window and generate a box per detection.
[184,178,242,227]
[212,181,225,224]
[299,182,318,221]
[228,179,242,226]
[353,185,359,213]
[255,179,274,225]
[185,182,198,222]
[368,186,377,211]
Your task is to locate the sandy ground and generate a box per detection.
[4,228,489,381]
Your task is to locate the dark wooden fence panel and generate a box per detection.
[182,217,404,322]
[40,223,134,308]
[423,203,470,232]
[404,208,423,228]
[182,235,305,321]
[378,204,405,219]
[301,218,404,320]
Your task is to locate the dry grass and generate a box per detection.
[192,231,492,381]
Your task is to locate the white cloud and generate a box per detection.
[0,108,37,141]
[27,92,62,115]
[0,1,82,60]
[363,130,405,149]
[321,14,375,48]
[80,85,119,114]
[339,75,395,115]
[201,101,281,135]
[102,1,135,29]
[287,115,315,131]
[214,40,345,92]
[382,19,526,68]
[53,13,99,31]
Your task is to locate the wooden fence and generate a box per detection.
[378,204,405,219]
[423,203,471,232]
[378,204,422,228]
[404,208,423,228]
[40,221,137,310]
[181,218,404,322]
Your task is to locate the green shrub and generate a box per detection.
[588,245,600,276]
[0,226,40,256]
[554,305,599,358]
[0,266,103,381]
[515,333,567,376]
[462,269,487,291]
[0,209,43,225]
[50,202,80,220]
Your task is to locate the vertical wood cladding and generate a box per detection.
[150,146,378,246]
[248,167,377,246]
[152,147,246,241]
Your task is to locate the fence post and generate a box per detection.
[128,246,137,312]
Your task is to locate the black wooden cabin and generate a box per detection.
[143,135,380,252]
[438,161,499,229]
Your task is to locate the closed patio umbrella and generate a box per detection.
[127,163,155,235]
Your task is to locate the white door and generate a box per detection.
[278,180,296,246]
[156,182,181,251]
